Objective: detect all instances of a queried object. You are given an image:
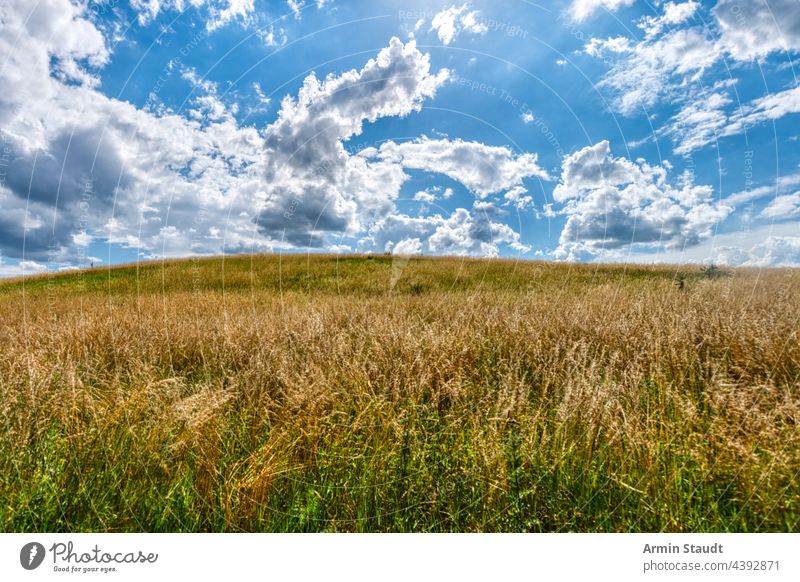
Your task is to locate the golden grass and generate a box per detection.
[0,254,798,531]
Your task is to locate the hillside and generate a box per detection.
[1,254,798,531]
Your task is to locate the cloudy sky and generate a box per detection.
[0,0,799,275]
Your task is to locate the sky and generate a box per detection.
[0,0,799,276]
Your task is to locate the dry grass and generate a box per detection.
[0,254,798,531]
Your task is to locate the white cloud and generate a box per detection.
[714,0,800,61]
[72,232,92,248]
[0,0,108,98]
[593,27,719,115]
[0,1,545,267]
[712,235,800,267]
[619,220,799,266]
[207,0,255,31]
[287,0,302,18]
[392,238,423,255]
[585,36,631,58]
[129,0,255,30]
[0,2,320,259]
[725,172,800,205]
[553,140,637,201]
[663,85,800,154]
[413,190,437,203]
[258,25,287,47]
[254,37,449,246]
[0,260,43,278]
[375,137,549,198]
[181,68,218,94]
[724,85,800,135]
[180,67,241,123]
[661,90,732,155]
[429,3,488,45]
[129,0,168,23]
[741,236,800,266]
[553,141,732,260]
[638,1,700,38]
[359,206,529,257]
[503,186,534,210]
[662,1,700,24]
[587,1,800,119]
[287,0,329,19]
[761,191,800,218]
[19,260,47,273]
[569,0,635,22]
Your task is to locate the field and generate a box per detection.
[0,254,798,532]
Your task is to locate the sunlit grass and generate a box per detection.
[0,254,798,531]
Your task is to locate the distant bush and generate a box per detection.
[701,263,730,279]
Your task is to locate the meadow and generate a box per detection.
[0,254,798,532]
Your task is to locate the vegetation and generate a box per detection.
[0,254,798,532]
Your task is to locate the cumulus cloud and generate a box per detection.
[254,37,449,246]
[429,3,488,45]
[743,236,800,266]
[0,1,544,269]
[713,0,800,61]
[374,137,549,198]
[392,237,423,255]
[0,0,277,263]
[503,186,534,210]
[715,236,800,267]
[413,190,437,203]
[553,141,732,260]
[358,204,529,258]
[0,0,108,110]
[19,260,48,273]
[553,140,638,199]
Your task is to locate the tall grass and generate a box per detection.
[0,254,798,531]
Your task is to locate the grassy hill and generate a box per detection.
[1,254,798,531]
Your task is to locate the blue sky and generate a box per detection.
[1,0,799,276]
